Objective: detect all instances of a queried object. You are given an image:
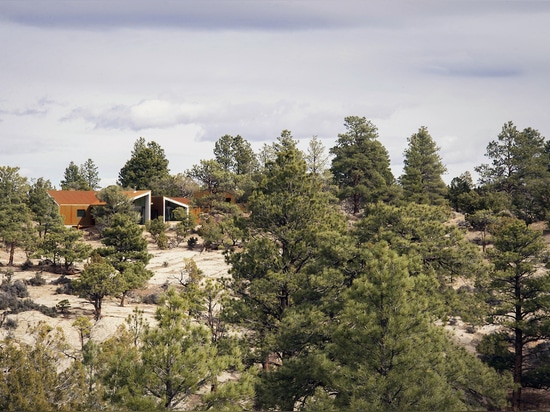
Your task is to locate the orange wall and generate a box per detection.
[59,205,95,227]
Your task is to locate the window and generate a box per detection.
[76,209,86,218]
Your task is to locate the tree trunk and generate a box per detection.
[8,242,15,266]
[512,325,522,410]
[93,298,102,321]
[512,277,523,411]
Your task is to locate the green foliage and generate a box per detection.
[465,209,498,252]
[35,225,92,270]
[28,177,62,238]
[118,137,170,190]
[0,166,36,266]
[73,254,121,320]
[214,134,258,175]
[400,126,448,205]
[148,172,199,197]
[482,218,550,408]
[55,299,71,315]
[0,322,87,411]
[92,185,139,229]
[477,332,514,373]
[305,135,329,177]
[447,171,474,212]
[225,132,350,410]
[140,288,217,409]
[79,158,101,190]
[172,208,196,246]
[187,236,198,249]
[187,159,234,194]
[357,203,485,285]
[98,213,151,268]
[145,217,169,247]
[475,121,550,223]
[60,160,90,190]
[97,213,152,306]
[330,116,397,214]
[324,244,509,411]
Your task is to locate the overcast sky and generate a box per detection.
[1,1,549,187]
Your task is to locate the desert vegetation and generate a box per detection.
[1,118,550,410]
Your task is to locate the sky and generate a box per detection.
[1,1,549,188]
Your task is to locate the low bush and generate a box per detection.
[4,317,17,330]
[142,293,161,305]
[1,280,29,298]
[52,276,74,295]
[28,272,46,286]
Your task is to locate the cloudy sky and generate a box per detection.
[1,1,549,187]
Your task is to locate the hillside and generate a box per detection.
[0,234,229,351]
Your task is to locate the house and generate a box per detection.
[48,189,237,228]
[151,196,190,222]
[48,190,152,227]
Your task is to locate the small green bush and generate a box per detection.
[142,293,161,305]
[28,272,46,287]
[4,317,17,330]
[187,236,198,249]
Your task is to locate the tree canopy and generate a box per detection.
[330,116,397,214]
[399,126,448,205]
[118,137,170,190]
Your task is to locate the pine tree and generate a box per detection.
[399,126,448,205]
[28,177,62,238]
[475,121,550,222]
[139,288,217,409]
[60,161,90,190]
[325,244,509,411]
[483,218,550,410]
[225,131,349,408]
[79,158,101,190]
[97,213,152,306]
[73,254,121,320]
[0,166,35,265]
[330,116,396,214]
[118,137,170,190]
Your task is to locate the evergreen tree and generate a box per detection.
[399,126,448,205]
[214,134,257,175]
[324,244,509,411]
[35,225,92,271]
[28,177,62,238]
[447,171,478,213]
[97,213,152,306]
[186,159,233,194]
[305,135,329,177]
[330,116,396,215]
[139,288,217,409]
[79,158,101,190]
[60,161,90,190]
[0,166,35,265]
[148,173,199,197]
[225,131,349,408]
[475,121,550,222]
[92,185,138,229]
[355,203,487,321]
[118,137,170,190]
[0,322,87,411]
[73,254,122,320]
[482,218,550,409]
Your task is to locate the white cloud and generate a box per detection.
[1,1,550,187]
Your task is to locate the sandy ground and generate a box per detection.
[0,238,230,349]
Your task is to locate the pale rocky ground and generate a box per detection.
[0,234,230,350]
